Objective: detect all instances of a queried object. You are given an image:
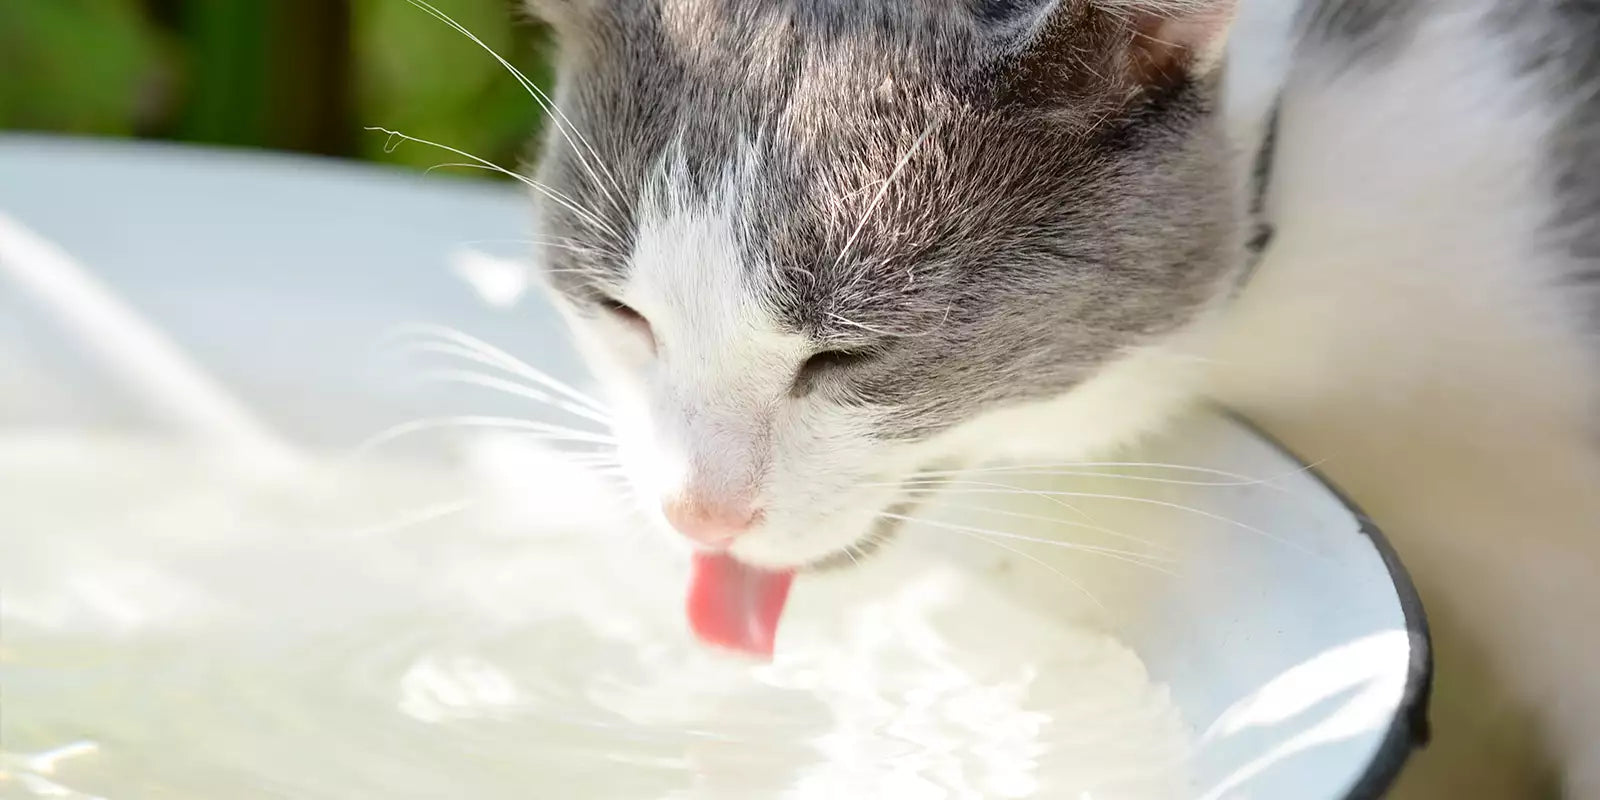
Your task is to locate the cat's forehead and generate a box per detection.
[626,114,1110,348]
[541,6,996,325]
[541,0,1203,344]
[579,0,1000,108]
[637,0,992,59]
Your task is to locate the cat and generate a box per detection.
[519,0,1600,795]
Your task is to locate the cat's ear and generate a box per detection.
[522,0,596,35]
[993,0,1237,104]
[1106,0,1237,77]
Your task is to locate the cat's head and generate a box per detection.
[528,0,1244,569]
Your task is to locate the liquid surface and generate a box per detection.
[0,433,1192,800]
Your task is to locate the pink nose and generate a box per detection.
[662,494,761,547]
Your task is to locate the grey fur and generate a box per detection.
[531,0,1242,440]
[1295,0,1424,61]
[1492,1,1600,303]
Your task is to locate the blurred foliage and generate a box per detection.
[0,0,171,135]
[0,0,555,179]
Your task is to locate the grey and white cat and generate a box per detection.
[522,0,1600,795]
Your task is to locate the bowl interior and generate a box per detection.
[0,136,1426,799]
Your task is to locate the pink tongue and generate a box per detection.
[687,551,795,659]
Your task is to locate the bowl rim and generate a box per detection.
[1222,408,1434,800]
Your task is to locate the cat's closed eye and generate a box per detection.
[792,349,875,396]
[596,295,655,349]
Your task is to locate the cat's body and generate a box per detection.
[524,0,1600,795]
[1209,2,1600,795]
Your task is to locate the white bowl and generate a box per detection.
[0,135,1430,799]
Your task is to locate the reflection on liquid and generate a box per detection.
[0,434,1192,799]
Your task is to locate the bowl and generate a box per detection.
[0,135,1430,799]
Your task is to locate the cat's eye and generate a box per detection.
[597,295,645,323]
[595,295,655,349]
[792,348,875,396]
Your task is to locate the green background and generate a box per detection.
[0,0,556,179]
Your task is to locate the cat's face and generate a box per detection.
[531,0,1243,569]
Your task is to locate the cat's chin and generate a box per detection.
[796,509,912,573]
[723,493,926,573]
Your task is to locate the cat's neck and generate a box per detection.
[1221,0,1301,183]
[1217,0,1302,298]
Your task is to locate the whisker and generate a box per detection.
[825,306,953,339]
[350,415,618,460]
[402,0,628,219]
[380,323,610,415]
[923,460,1312,488]
[369,128,622,242]
[903,467,1298,492]
[374,131,609,232]
[909,496,1176,555]
[875,512,1177,574]
[928,528,1106,611]
[867,477,1100,526]
[551,450,624,463]
[342,497,479,538]
[455,237,626,261]
[536,267,616,276]
[559,459,631,475]
[403,368,613,428]
[833,120,937,279]
[388,341,609,421]
[842,546,863,569]
[890,485,1308,553]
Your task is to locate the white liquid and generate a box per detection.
[0,434,1193,800]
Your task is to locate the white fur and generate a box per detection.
[913,343,1213,468]
[1201,3,1600,795]
[578,157,912,568]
